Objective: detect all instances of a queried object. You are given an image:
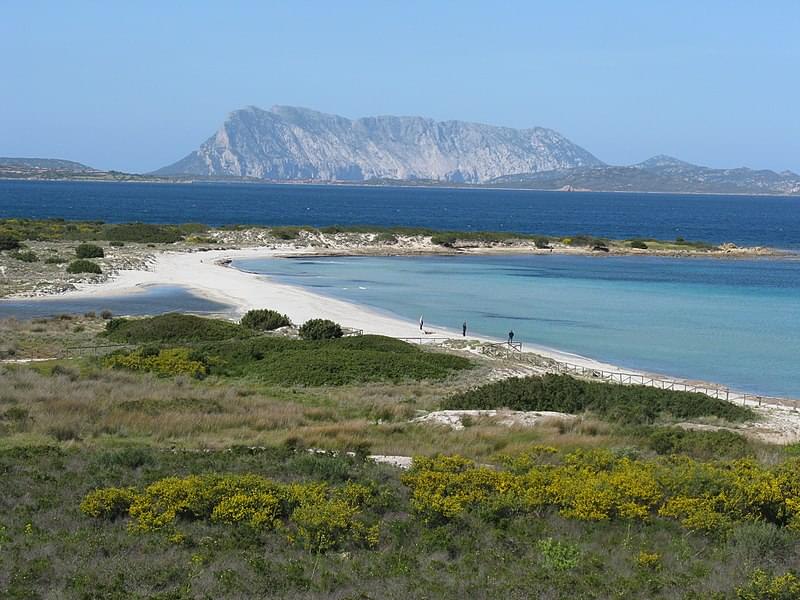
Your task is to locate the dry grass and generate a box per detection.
[0,315,107,359]
[0,359,631,458]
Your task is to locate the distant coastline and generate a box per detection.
[2,172,800,198]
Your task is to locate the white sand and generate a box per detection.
[61,246,626,372]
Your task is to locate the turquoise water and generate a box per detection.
[235,255,800,398]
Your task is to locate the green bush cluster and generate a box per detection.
[66,259,102,274]
[104,313,246,344]
[81,474,380,552]
[105,347,210,379]
[203,334,471,385]
[269,226,305,240]
[0,234,21,251]
[629,239,649,249]
[641,427,752,459]
[562,235,609,248]
[101,223,185,244]
[442,374,753,424]
[8,249,38,262]
[0,218,204,243]
[299,319,343,340]
[431,233,459,247]
[101,315,470,385]
[240,309,292,331]
[75,243,105,258]
[402,450,800,534]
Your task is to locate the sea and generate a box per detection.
[1,180,798,397]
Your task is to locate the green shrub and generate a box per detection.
[270,226,306,240]
[9,250,38,262]
[431,233,458,247]
[537,537,581,571]
[534,237,550,249]
[102,223,183,244]
[44,256,65,264]
[629,240,649,249]
[75,243,105,258]
[442,374,753,424]
[642,427,751,459]
[299,319,343,340]
[0,235,21,251]
[375,232,398,244]
[241,309,292,331]
[66,259,102,274]
[202,335,471,385]
[104,313,245,344]
[109,240,124,247]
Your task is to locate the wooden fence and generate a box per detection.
[552,361,798,411]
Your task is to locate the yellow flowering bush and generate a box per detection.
[105,347,208,379]
[402,451,800,534]
[636,551,661,570]
[736,569,800,599]
[80,487,137,519]
[82,474,379,552]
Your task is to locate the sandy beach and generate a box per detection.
[56,245,634,373]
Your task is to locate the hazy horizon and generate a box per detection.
[2,1,798,173]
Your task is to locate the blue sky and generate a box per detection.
[2,1,798,173]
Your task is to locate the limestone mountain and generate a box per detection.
[155,105,603,183]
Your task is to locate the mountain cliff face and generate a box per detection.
[155,105,603,183]
[490,155,800,195]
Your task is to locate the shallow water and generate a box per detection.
[0,285,230,321]
[236,254,800,398]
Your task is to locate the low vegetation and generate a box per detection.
[8,249,38,262]
[442,374,754,424]
[299,318,343,340]
[2,444,799,599]
[0,218,206,244]
[0,234,21,251]
[403,450,800,532]
[1,313,797,598]
[104,313,247,344]
[240,308,292,331]
[75,242,105,258]
[66,259,102,274]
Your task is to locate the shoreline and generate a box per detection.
[38,246,638,374]
[10,245,796,405]
[3,176,800,199]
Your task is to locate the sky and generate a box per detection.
[1,1,799,173]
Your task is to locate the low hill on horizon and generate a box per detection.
[490,155,800,195]
[0,157,97,172]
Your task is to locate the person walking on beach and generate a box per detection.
[462,321,467,337]
[419,315,424,331]
[508,330,514,344]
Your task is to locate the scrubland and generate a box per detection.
[1,313,799,599]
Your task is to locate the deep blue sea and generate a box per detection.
[236,255,800,398]
[1,180,799,248]
[1,180,798,397]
